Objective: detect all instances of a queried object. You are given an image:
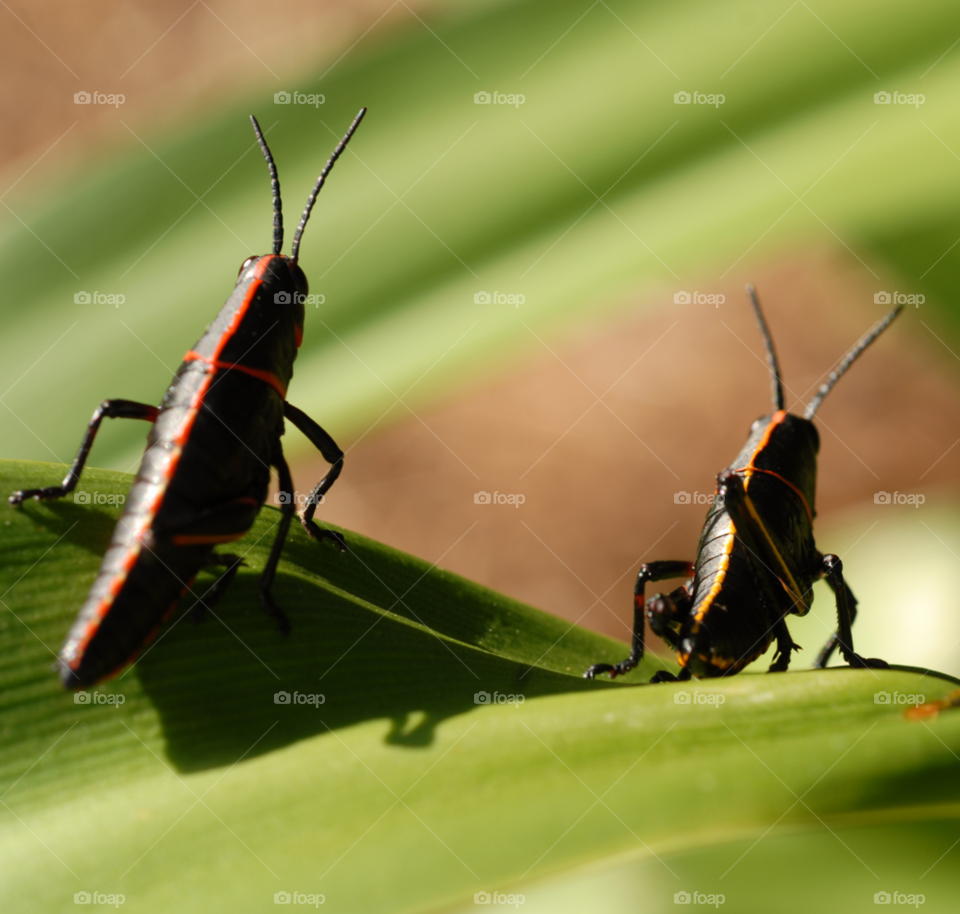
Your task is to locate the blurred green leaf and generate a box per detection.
[2,460,960,913]
[5,0,960,470]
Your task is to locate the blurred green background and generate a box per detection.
[4,0,960,911]
[5,0,960,471]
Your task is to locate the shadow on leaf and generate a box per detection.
[135,566,611,771]
[15,499,119,556]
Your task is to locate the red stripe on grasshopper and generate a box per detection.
[103,577,198,680]
[182,351,287,399]
[67,257,276,670]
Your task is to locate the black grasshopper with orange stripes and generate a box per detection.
[585,287,904,683]
[9,108,369,689]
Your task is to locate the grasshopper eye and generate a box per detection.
[238,256,258,276]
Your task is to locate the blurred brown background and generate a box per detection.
[0,0,436,175]
[301,248,960,645]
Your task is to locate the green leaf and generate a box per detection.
[2,459,960,913]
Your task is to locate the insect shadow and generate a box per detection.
[133,557,606,772]
[16,499,119,556]
[12,490,611,772]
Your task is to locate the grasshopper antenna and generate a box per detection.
[249,115,282,256]
[804,305,904,419]
[291,107,367,265]
[746,284,785,412]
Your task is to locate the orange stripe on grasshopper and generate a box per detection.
[689,532,736,637]
[683,413,796,657]
[737,466,814,525]
[741,490,805,611]
[732,410,813,525]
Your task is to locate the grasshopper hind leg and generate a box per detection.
[815,554,887,670]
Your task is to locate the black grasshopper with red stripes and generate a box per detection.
[9,108,369,689]
[585,287,904,683]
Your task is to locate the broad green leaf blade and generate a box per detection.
[458,816,960,914]
[2,460,960,914]
[0,459,654,784]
